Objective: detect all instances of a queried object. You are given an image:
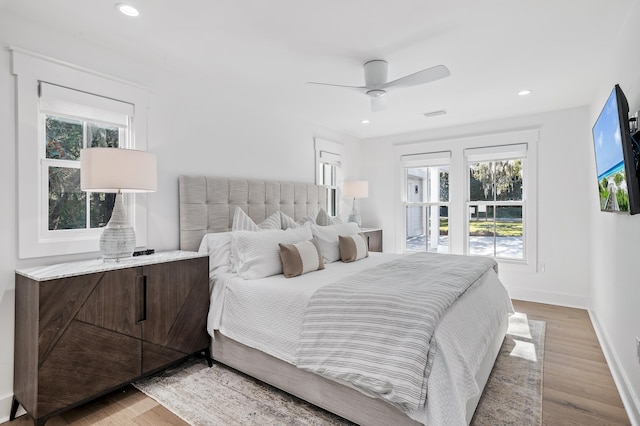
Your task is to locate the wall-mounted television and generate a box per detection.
[592,84,640,215]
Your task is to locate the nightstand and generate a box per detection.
[12,251,209,426]
[361,228,383,252]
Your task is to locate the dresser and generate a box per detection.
[12,251,209,426]
[361,228,383,252]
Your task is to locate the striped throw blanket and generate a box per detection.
[295,252,498,413]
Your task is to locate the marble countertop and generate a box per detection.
[16,250,207,281]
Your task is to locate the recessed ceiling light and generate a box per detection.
[423,110,446,118]
[116,3,139,17]
[361,119,370,124]
[518,89,532,96]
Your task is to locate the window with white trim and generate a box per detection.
[315,138,343,217]
[465,144,527,260]
[40,82,132,236]
[12,48,149,259]
[394,129,538,269]
[401,152,451,253]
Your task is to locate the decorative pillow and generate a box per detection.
[316,208,343,226]
[232,206,281,231]
[281,212,318,229]
[231,224,313,279]
[278,238,324,278]
[297,214,317,226]
[339,233,369,262]
[311,222,361,263]
[198,232,232,274]
[280,212,299,229]
[315,208,333,226]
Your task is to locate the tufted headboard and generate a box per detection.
[179,175,328,251]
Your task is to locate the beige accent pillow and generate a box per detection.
[339,233,369,262]
[279,238,325,278]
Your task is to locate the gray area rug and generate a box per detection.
[134,314,544,425]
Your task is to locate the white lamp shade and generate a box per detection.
[342,180,369,198]
[81,148,157,193]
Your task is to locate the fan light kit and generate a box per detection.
[116,3,139,16]
[308,60,450,112]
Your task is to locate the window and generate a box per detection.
[465,144,527,260]
[395,129,537,269]
[40,84,131,235]
[401,152,450,253]
[315,138,343,217]
[467,158,524,259]
[318,160,340,216]
[13,48,149,258]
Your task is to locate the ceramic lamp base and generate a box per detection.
[100,193,135,260]
[348,198,362,227]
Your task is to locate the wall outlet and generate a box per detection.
[636,337,640,364]
[537,262,545,273]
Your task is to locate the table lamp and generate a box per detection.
[342,180,368,227]
[80,148,157,260]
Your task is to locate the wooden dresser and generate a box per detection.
[361,228,383,252]
[12,251,209,426]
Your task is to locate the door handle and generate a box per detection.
[136,275,147,323]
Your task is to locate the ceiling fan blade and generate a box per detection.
[306,81,368,94]
[371,96,387,112]
[383,65,450,90]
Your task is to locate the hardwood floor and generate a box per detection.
[2,300,631,425]
[512,300,630,426]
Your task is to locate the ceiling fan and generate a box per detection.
[307,60,451,112]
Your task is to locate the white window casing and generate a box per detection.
[401,151,451,253]
[12,47,150,259]
[314,138,344,217]
[394,129,538,271]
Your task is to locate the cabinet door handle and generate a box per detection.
[137,275,147,323]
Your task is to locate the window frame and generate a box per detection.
[466,154,526,260]
[401,152,451,253]
[40,112,128,238]
[314,138,343,217]
[394,129,538,272]
[12,47,150,259]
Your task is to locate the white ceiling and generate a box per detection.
[1,0,635,139]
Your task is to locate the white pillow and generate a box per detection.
[315,208,333,226]
[280,212,317,229]
[311,222,361,263]
[232,207,281,231]
[280,212,299,230]
[198,232,232,274]
[232,224,313,279]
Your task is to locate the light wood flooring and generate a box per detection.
[2,300,631,425]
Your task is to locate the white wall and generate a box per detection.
[588,0,640,422]
[0,13,359,421]
[360,106,594,308]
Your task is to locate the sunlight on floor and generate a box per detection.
[511,340,538,362]
[509,312,532,339]
[508,312,538,362]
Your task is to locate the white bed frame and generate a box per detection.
[178,175,508,426]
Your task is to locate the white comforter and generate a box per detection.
[207,253,513,425]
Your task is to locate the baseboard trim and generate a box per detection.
[589,309,640,426]
[0,392,25,424]
[507,287,588,309]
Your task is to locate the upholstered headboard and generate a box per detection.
[179,176,327,251]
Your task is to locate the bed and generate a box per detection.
[179,175,513,426]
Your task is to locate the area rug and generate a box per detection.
[134,314,544,425]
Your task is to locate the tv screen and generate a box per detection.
[592,85,640,214]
